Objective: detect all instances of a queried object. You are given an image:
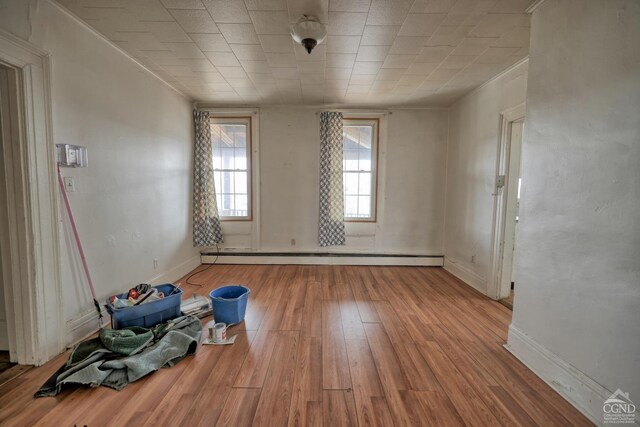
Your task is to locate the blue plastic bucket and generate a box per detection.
[209,285,250,326]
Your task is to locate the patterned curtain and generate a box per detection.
[193,111,223,246]
[318,112,346,247]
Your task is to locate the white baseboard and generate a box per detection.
[505,324,620,426]
[201,254,444,266]
[443,258,487,294]
[65,254,201,346]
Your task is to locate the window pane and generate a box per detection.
[221,172,233,193]
[359,172,372,195]
[221,194,234,213]
[358,196,371,217]
[234,147,247,170]
[232,126,247,147]
[213,146,222,169]
[234,171,248,194]
[214,171,221,191]
[211,127,221,148]
[359,126,372,148]
[344,149,358,170]
[235,195,248,215]
[344,172,359,195]
[358,148,371,171]
[345,195,358,217]
[221,147,234,169]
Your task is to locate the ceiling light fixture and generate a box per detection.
[290,15,327,54]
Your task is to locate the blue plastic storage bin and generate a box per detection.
[209,285,250,326]
[106,284,182,329]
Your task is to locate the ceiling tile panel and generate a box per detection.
[56,0,534,106]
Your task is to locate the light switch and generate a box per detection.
[63,177,75,192]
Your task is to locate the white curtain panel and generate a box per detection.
[193,111,224,246]
[318,111,346,247]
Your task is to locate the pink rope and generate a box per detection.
[56,164,99,304]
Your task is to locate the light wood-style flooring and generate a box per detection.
[0,265,591,426]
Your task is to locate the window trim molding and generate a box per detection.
[342,117,380,223]
[210,115,253,222]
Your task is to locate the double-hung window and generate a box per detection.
[342,118,378,221]
[211,117,252,220]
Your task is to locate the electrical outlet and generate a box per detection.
[471,255,475,263]
[290,238,296,246]
[63,177,75,192]
[153,259,159,269]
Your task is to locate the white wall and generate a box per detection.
[0,0,198,339]
[443,60,528,293]
[509,0,640,419]
[235,107,449,255]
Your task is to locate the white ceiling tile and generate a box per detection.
[231,44,267,60]
[123,0,174,21]
[427,67,460,81]
[141,49,182,64]
[329,0,371,12]
[352,61,382,74]
[113,41,148,58]
[398,13,446,37]
[161,64,197,77]
[326,35,361,53]
[182,58,217,71]
[145,22,192,42]
[419,80,444,91]
[218,23,260,43]
[241,60,272,73]
[249,11,290,34]
[244,0,287,11]
[439,54,475,69]
[415,45,454,62]
[405,61,438,75]
[449,0,498,15]
[489,0,532,14]
[475,46,519,63]
[160,0,205,9]
[490,25,530,47]
[426,25,473,46]
[298,61,325,74]
[248,73,276,83]
[389,37,428,54]
[346,85,370,94]
[300,74,325,84]
[371,80,396,90]
[165,42,207,58]
[356,45,390,62]
[189,33,232,51]
[216,66,249,78]
[202,0,251,23]
[325,67,352,79]
[259,35,294,52]
[194,71,227,83]
[451,37,497,55]
[410,0,455,14]
[226,78,255,88]
[205,51,242,66]
[265,52,298,67]
[169,9,219,33]
[469,13,525,38]
[325,78,349,88]
[375,68,405,80]
[272,67,299,79]
[366,0,412,25]
[381,54,415,69]
[360,25,399,46]
[326,53,356,68]
[328,12,367,35]
[117,32,166,50]
[349,74,375,85]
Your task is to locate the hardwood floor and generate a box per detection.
[0,265,591,426]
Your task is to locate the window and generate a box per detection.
[211,117,252,220]
[342,118,378,221]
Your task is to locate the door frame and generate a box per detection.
[487,103,526,300]
[0,29,64,365]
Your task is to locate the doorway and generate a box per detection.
[488,103,526,306]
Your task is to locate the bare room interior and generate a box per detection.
[0,0,638,425]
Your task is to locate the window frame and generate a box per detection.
[342,117,379,223]
[210,116,253,221]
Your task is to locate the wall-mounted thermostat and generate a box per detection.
[56,144,88,168]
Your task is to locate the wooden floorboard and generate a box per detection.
[0,265,592,426]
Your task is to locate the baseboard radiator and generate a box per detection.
[200,251,444,266]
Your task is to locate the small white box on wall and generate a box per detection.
[56,144,88,168]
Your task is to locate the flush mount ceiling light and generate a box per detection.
[290,15,327,54]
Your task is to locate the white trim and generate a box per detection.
[49,0,189,100]
[202,254,444,266]
[526,0,547,14]
[0,29,64,365]
[487,103,526,300]
[195,103,448,111]
[449,57,529,110]
[66,255,201,345]
[506,324,618,426]
[443,258,486,294]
